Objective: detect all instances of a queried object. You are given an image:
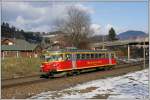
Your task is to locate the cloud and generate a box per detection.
[2,2,44,20]
[16,16,26,25]
[90,24,101,35]
[2,2,94,32]
[74,4,94,14]
[103,24,114,35]
[90,23,113,36]
[91,23,123,35]
[102,24,124,35]
[106,24,113,30]
[30,25,51,32]
[2,2,65,31]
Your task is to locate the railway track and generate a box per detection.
[2,74,41,81]
[2,61,148,89]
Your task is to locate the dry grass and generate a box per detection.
[1,57,42,79]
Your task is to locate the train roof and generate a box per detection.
[45,49,115,53]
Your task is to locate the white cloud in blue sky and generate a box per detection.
[88,2,148,35]
[2,2,68,32]
[2,1,148,35]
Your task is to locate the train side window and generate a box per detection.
[93,54,96,59]
[81,54,85,59]
[105,53,109,58]
[98,54,101,58]
[77,54,81,59]
[65,54,71,60]
[91,54,94,59]
[101,53,105,58]
[86,54,90,59]
[95,54,98,58]
[97,54,99,58]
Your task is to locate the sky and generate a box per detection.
[2,1,148,35]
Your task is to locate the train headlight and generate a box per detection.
[40,65,43,68]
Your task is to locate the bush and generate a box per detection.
[1,57,42,79]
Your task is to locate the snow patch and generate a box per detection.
[30,69,148,99]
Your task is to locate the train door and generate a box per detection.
[108,52,112,65]
[71,53,77,69]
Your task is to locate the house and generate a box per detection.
[2,38,15,45]
[42,31,69,49]
[1,38,42,58]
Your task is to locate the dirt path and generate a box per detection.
[1,65,147,99]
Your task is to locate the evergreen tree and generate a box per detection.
[108,27,118,41]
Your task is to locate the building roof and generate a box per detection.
[2,38,15,43]
[1,39,38,51]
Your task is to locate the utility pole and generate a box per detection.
[127,44,130,61]
[13,32,16,41]
[102,35,105,50]
[143,38,146,69]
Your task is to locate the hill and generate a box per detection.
[118,30,147,40]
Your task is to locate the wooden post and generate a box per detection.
[5,51,7,56]
[2,51,5,60]
[27,52,28,57]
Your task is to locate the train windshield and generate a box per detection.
[45,54,63,62]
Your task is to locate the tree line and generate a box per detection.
[1,22,42,43]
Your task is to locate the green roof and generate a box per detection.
[1,39,38,51]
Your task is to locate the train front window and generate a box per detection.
[111,53,114,58]
[46,54,63,62]
[65,54,71,60]
[40,55,46,61]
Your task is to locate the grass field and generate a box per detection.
[1,57,42,79]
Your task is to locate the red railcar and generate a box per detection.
[40,48,117,76]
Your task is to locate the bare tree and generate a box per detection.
[54,6,92,49]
